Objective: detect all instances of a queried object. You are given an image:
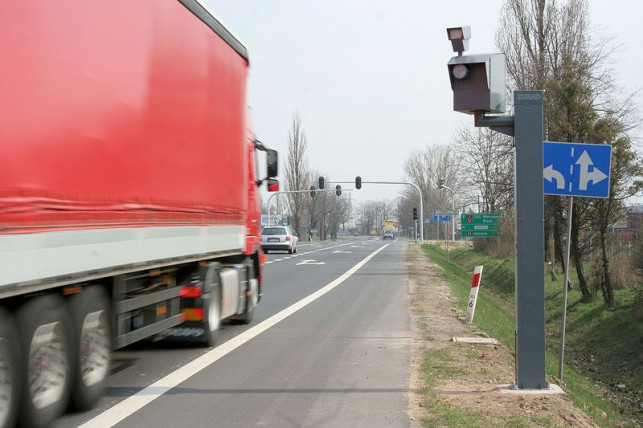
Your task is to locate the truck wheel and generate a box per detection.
[68,286,111,410]
[16,295,72,428]
[0,309,20,428]
[201,267,221,347]
[238,263,258,325]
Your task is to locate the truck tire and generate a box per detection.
[16,295,72,428]
[201,266,221,347]
[68,286,111,410]
[0,309,20,428]
[238,262,258,325]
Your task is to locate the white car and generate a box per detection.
[383,231,394,240]
[261,226,298,254]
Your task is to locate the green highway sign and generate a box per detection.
[461,213,502,225]
[461,224,500,232]
[462,230,499,237]
[460,213,502,237]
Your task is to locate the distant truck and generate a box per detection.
[0,2,277,427]
[382,220,396,239]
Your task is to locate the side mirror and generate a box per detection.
[266,178,279,192]
[267,149,278,178]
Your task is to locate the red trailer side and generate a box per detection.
[0,1,247,232]
[0,1,259,289]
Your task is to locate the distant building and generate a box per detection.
[613,204,643,244]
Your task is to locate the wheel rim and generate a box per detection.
[250,279,259,308]
[80,310,110,387]
[0,338,14,426]
[28,321,68,410]
[208,291,220,332]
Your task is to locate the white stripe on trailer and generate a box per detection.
[465,265,484,323]
[0,225,245,288]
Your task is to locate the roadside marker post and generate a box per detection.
[465,265,484,323]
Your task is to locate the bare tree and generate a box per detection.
[284,112,310,235]
[354,199,395,237]
[454,126,514,213]
[404,145,464,239]
[495,0,643,307]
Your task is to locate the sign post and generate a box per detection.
[543,141,612,380]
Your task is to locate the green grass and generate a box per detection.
[420,244,642,428]
[420,344,560,427]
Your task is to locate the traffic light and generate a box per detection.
[413,208,418,221]
[355,176,362,189]
[318,176,324,189]
[438,179,445,189]
[310,185,316,198]
[335,185,341,196]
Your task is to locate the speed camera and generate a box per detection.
[447,53,506,114]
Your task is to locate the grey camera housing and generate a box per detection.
[447,53,506,114]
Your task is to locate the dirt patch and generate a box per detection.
[407,243,599,427]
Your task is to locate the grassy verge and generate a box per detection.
[420,244,642,427]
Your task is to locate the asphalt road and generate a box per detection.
[56,237,411,427]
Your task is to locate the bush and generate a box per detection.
[471,216,514,258]
[609,251,638,290]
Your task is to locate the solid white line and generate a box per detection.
[79,243,390,428]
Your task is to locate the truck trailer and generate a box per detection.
[0,1,278,426]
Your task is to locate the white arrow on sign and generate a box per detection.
[296,260,326,266]
[543,164,565,189]
[576,151,607,191]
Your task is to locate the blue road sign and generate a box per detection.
[543,142,612,198]
[433,215,451,222]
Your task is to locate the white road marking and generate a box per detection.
[332,250,352,254]
[296,260,326,266]
[80,243,389,428]
[263,242,356,264]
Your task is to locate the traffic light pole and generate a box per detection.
[266,189,349,227]
[329,180,424,242]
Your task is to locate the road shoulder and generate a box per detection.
[406,243,598,427]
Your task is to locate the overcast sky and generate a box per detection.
[207,0,642,206]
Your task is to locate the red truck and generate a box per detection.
[0,1,278,426]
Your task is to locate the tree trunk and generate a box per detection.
[599,227,615,308]
[570,202,590,299]
[553,204,566,274]
[544,204,553,264]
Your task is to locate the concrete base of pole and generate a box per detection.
[499,383,565,396]
[452,337,499,345]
